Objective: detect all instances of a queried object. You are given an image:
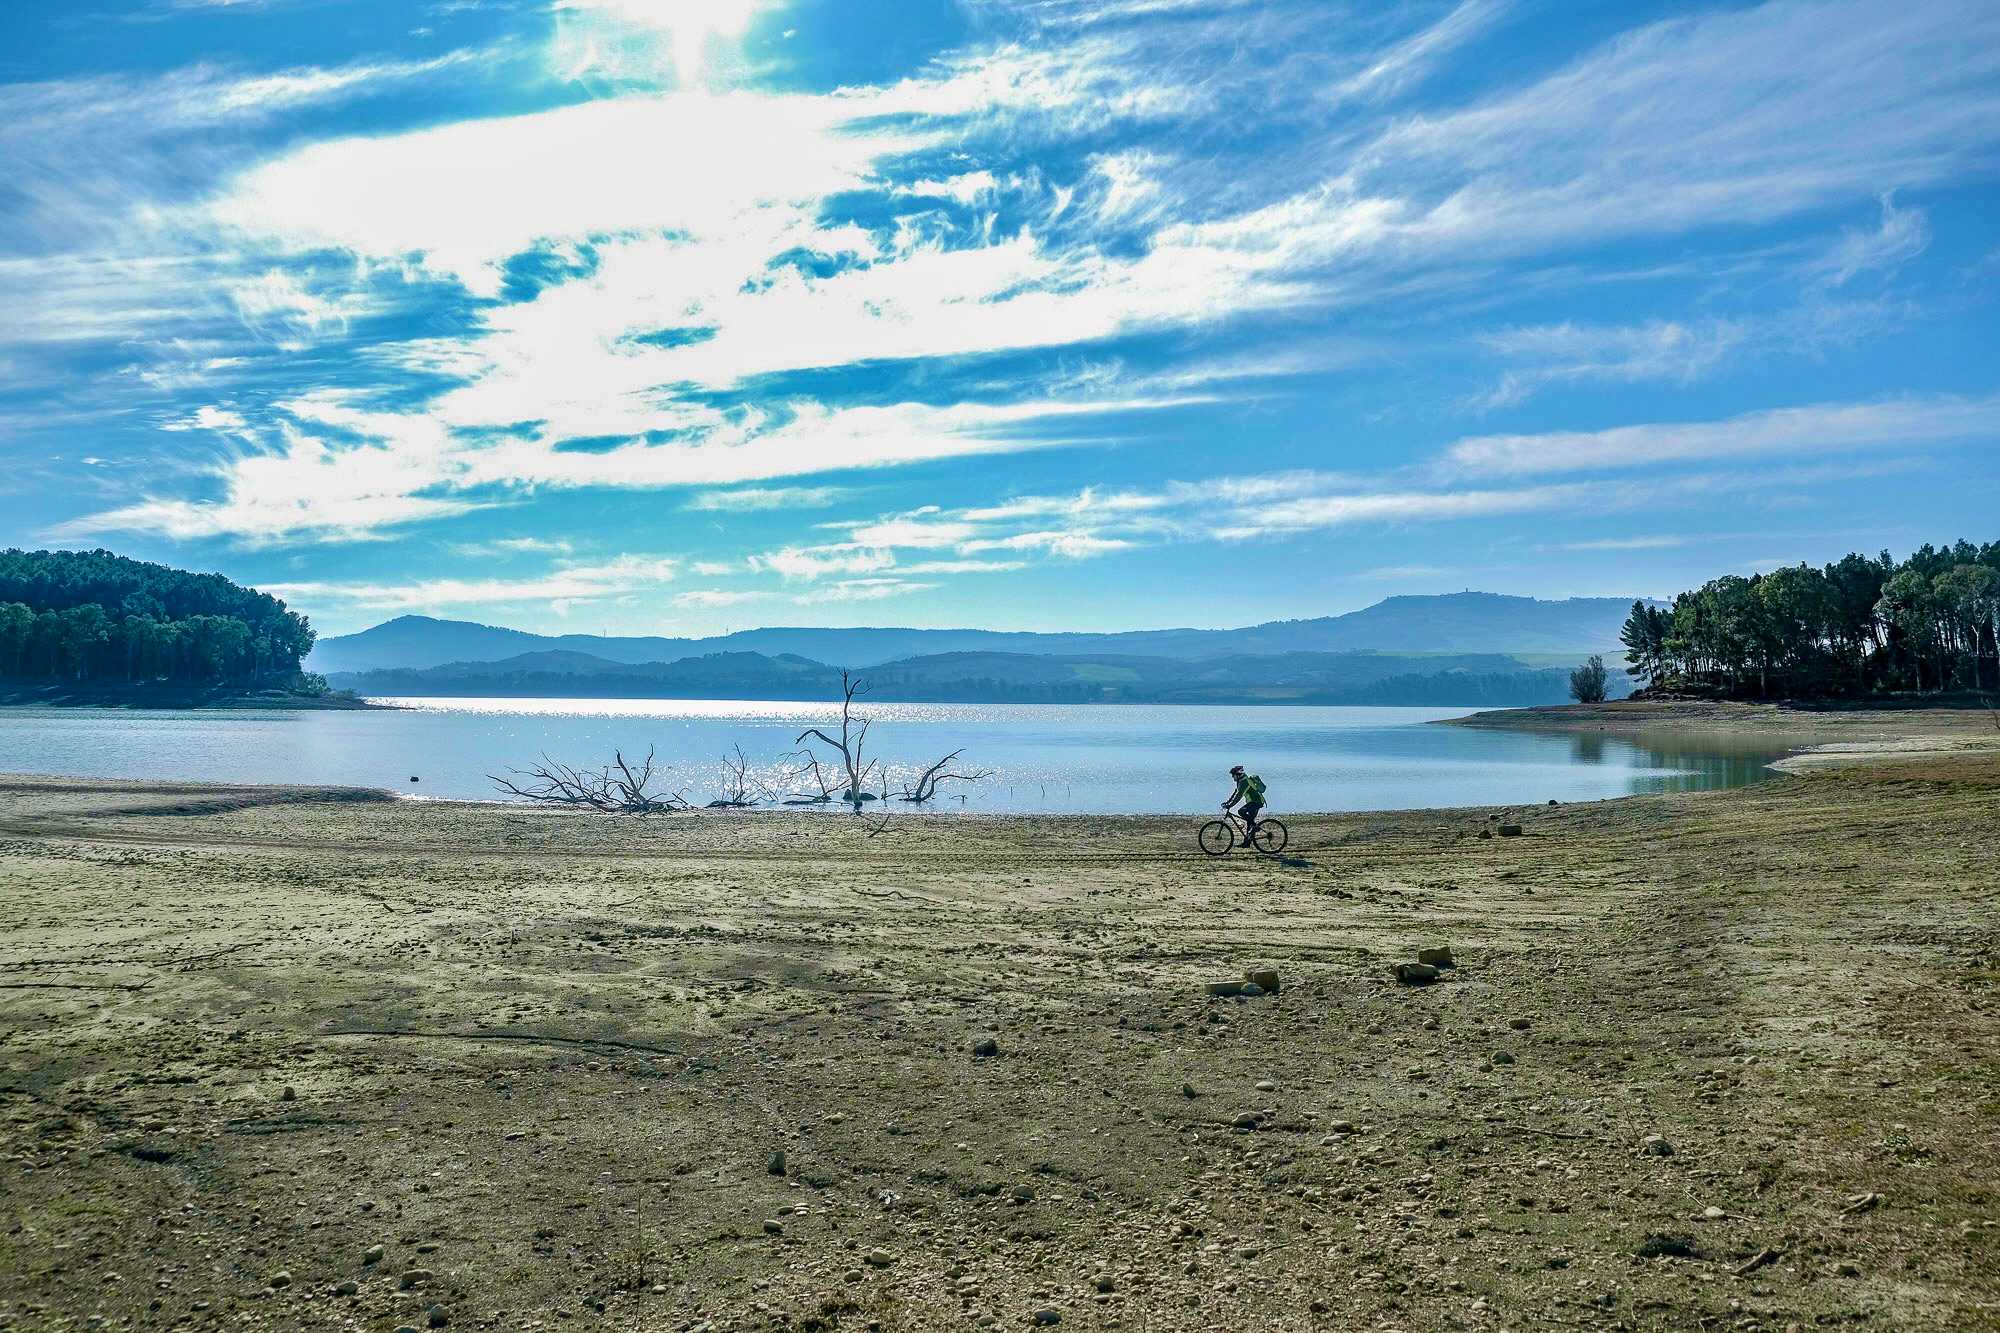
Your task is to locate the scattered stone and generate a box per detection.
[1181,1083,1199,1099]
[1492,1051,1516,1066]
[1498,824,1523,837]
[1254,1079,1277,1092]
[1392,962,1440,985]
[363,1245,384,1266]
[864,1248,894,1268]
[1640,1134,1675,1157]
[1833,1262,1861,1278]
[1008,1184,1035,1204]
[1031,1309,1061,1326]
[1328,1120,1356,1135]
[1702,1206,1726,1221]
[1231,1112,1263,1130]
[1204,981,1245,998]
[1243,968,1281,993]
[398,1269,433,1290]
[1416,946,1455,968]
[1238,982,1264,998]
[279,1086,297,1103]
[767,1150,787,1176]
[334,1281,359,1297]
[267,1271,292,1290]
[970,1036,1000,1058]
[427,1303,450,1329]
[1507,1017,1532,1030]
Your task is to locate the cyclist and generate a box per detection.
[1222,764,1267,847]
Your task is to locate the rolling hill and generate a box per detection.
[308,592,1646,674]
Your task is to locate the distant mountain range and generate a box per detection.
[308,591,1646,675]
[327,646,1634,708]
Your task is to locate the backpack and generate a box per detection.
[1243,774,1266,803]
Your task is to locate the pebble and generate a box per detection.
[1009,1184,1035,1204]
[1032,1309,1061,1326]
[398,1269,433,1290]
[767,1150,787,1176]
[1493,1051,1516,1066]
[1507,1017,1532,1030]
[1641,1134,1675,1157]
[864,1248,894,1267]
[971,1036,1000,1058]
[363,1244,384,1266]
[334,1280,359,1297]
[1703,1206,1726,1221]
[1181,1083,1198,1099]
[268,1271,292,1289]
[1328,1120,1356,1134]
[763,1219,784,1235]
[280,1086,297,1102]
[1417,946,1455,968]
[1231,1112,1263,1129]
[426,1305,449,1329]
[1238,982,1264,998]
[1392,962,1440,985]
[1254,1079,1277,1091]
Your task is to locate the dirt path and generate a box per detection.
[2,761,1997,1331]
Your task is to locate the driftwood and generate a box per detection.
[489,747,689,814]
[898,748,992,804]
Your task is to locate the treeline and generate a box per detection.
[0,549,317,687]
[1619,540,2000,698]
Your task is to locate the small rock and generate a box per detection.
[1032,1310,1061,1326]
[426,1304,449,1329]
[1254,1079,1277,1092]
[1243,968,1281,993]
[398,1269,432,1290]
[1498,823,1523,837]
[1507,1017,1532,1030]
[1635,1233,1698,1260]
[1094,1274,1115,1293]
[363,1245,384,1266]
[767,1150,787,1176]
[1204,980,1245,997]
[268,1271,293,1290]
[1392,962,1440,985]
[1231,1112,1263,1130]
[1416,946,1455,968]
[1492,1050,1516,1066]
[279,1086,297,1103]
[1181,1082,1199,1099]
[1833,1261,1861,1278]
[1702,1206,1726,1221]
[334,1280,359,1297]
[1640,1134,1675,1157]
[1238,981,1264,998]
[864,1248,894,1267]
[970,1036,1000,1058]
[1328,1119,1356,1134]
[1008,1184,1035,1204]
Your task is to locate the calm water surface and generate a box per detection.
[0,698,1792,814]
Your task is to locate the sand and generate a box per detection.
[2,709,1998,1330]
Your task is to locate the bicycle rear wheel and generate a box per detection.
[1197,820,1234,856]
[1251,818,1289,854]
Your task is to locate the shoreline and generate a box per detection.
[0,683,386,711]
[1439,697,2000,772]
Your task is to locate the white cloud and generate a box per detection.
[686,486,852,512]
[798,577,937,604]
[673,588,770,608]
[1815,194,1931,286]
[1471,319,1748,409]
[264,554,676,609]
[749,547,896,581]
[1444,394,2000,478]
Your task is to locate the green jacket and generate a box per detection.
[1229,773,1267,807]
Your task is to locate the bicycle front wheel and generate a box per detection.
[1197,820,1235,856]
[1252,818,1289,854]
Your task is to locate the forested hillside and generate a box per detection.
[0,549,317,687]
[1619,539,2000,698]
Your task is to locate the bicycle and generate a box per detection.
[1198,808,1289,856]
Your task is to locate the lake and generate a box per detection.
[0,697,1793,814]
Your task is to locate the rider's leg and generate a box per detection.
[1240,802,1261,846]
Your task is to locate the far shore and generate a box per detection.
[1440,696,2000,772]
[0,683,386,711]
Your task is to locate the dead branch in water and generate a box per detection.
[794,671,883,810]
[489,748,690,814]
[898,748,992,804]
[707,744,764,808]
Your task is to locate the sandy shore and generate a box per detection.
[3,745,1998,1330]
[1444,699,2000,773]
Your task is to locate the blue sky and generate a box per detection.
[2,0,1996,638]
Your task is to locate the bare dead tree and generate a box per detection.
[780,751,840,804]
[794,670,882,810]
[489,748,690,814]
[898,748,992,803]
[707,744,763,808]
